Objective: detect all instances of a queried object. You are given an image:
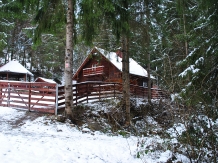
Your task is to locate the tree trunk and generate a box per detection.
[145,0,151,105]
[65,0,73,120]
[122,36,130,126]
[147,53,151,104]
[122,36,126,121]
[10,27,16,61]
[183,12,188,57]
[125,37,130,126]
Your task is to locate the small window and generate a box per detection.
[92,64,98,68]
[143,81,147,87]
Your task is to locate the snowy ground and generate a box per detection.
[0,106,188,163]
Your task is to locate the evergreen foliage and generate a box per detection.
[0,0,218,161]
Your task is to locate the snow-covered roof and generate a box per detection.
[34,77,56,83]
[0,60,33,76]
[96,47,154,78]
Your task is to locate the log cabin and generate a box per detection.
[73,47,154,87]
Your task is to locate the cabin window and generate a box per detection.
[143,81,147,87]
[92,64,97,68]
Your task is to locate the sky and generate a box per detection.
[0,106,189,163]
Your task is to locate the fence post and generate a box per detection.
[114,83,115,99]
[143,87,144,99]
[28,83,31,112]
[75,84,78,106]
[55,84,58,115]
[86,83,88,103]
[99,83,100,101]
[7,83,10,107]
[0,85,2,105]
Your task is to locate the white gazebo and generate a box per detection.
[0,60,34,81]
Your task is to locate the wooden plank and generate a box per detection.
[0,99,8,103]
[7,95,29,99]
[29,102,55,106]
[58,91,65,96]
[58,96,65,101]
[8,94,55,102]
[58,106,65,110]
[30,92,56,97]
[7,91,29,95]
[30,97,55,102]
[7,100,28,105]
[58,101,65,106]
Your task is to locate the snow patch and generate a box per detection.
[179,65,200,78]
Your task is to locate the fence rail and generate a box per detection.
[0,80,57,114]
[57,81,168,107]
[0,81,168,114]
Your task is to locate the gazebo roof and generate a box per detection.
[0,60,33,76]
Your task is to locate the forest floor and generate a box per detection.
[0,99,190,163]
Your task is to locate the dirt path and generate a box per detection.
[0,109,49,129]
[14,111,45,128]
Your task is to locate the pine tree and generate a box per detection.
[79,0,133,126]
[0,0,29,61]
[157,1,218,161]
[19,0,74,119]
[129,0,162,103]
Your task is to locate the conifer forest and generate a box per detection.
[0,0,218,162]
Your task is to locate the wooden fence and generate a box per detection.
[0,81,168,115]
[0,80,57,114]
[57,81,168,108]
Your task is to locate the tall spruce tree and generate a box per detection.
[0,0,29,62]
[79,0,133,125]
[18,0,74,119]
[130,0,162,103]
[179,0,218,107]
[155,1,218,161]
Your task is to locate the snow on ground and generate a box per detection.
[0,106,187,163]
[0,107,138,163]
